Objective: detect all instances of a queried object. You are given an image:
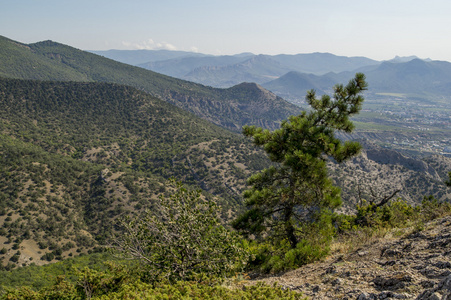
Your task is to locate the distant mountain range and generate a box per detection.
[358,59,451,96]
[92,49,379,87]
[91,48,451,100]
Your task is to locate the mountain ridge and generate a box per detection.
[262,58,451,100]
[0,35,299,132]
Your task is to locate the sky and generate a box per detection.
[2,0,451,62]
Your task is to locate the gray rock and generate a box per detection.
[331,278,342,286]
[357,292,378,300]
[373,274,412,290]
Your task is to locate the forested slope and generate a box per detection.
[0,77,269,268]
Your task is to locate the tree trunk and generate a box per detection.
[284,205,298,248]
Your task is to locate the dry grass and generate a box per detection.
[331,226,392,254]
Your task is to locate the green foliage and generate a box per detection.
[335,196,451,235]
[446,171,451,187]
[245,238,330,274]
[328,195,451,255]
[420,195,451,220]
[1,277,79,300]
[0,265,306,299]
[99,280,306,300]
[72,263,131,299]
[0,264,129,300]
[352,199,417,228]
[0,253,116,292]
[112,180,248,282]
[233,74,367,256]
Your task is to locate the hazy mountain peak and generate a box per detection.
[388,55,431,63]
[233,52,255,57]
[241,54,278,64]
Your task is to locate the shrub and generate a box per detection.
[421,195,451,220]
[0,266,307,300]
[111,180,248,282]
[246,234,330,274]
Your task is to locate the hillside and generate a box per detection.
[181,55,291,87]
[0,35,299,131]
[0,36,88,81]
[261,71,337,102]
[330,142,451,211]
[0,77,271,267]
[255,215,451,299]
[0,77,272,204]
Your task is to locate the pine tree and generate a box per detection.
[233,73,368,249]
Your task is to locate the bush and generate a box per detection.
[421,195,451,220]
[40,252,54,262]
[239,211,336,274]
[352,196,451,230]
[246,238,330,274]
[331,196,451,254]
[111,180,248,282]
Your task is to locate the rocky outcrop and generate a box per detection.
[254,216,451,299]
[365,148,441,181]
[417,275,451,300]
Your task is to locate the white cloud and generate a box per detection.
[190,46,199,53]
[121,39,177,51]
